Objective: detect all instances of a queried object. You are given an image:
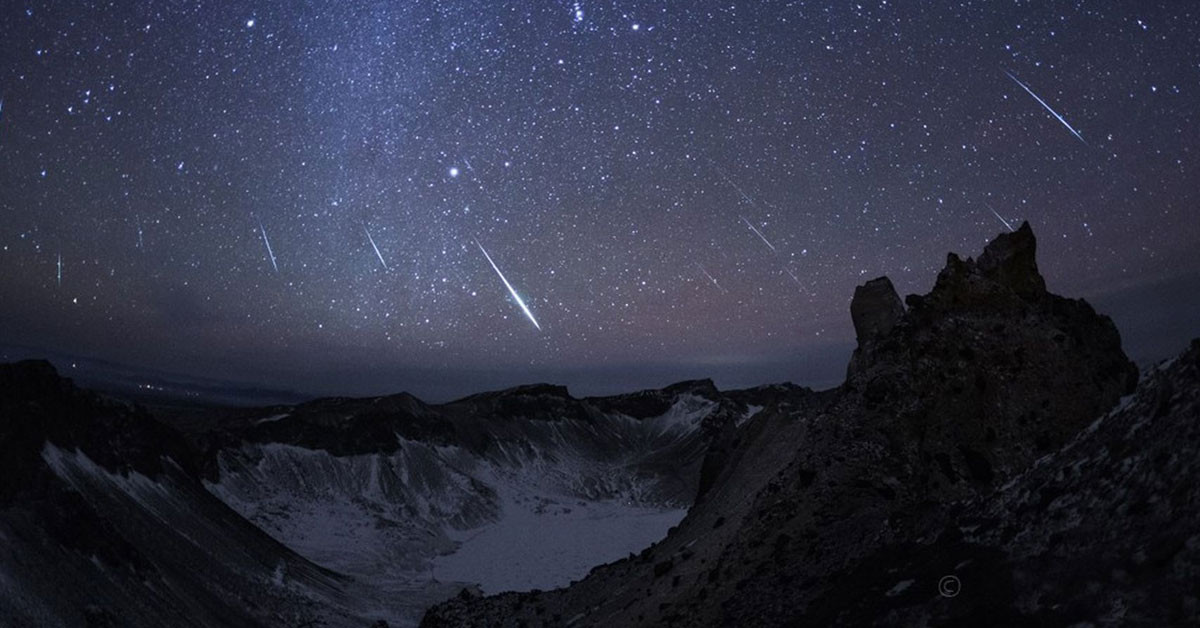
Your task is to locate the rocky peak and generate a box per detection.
[454,383,574,403]
[661,378,720,399]
[913,221,1046,314]
[976,221,1046,298]
[0,359,72,404]
[849,276,905,346]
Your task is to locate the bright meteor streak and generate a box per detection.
[258,218,278,273]
[740,216,777,252]
[474,238,541,331]
[696,263,727,294]
[1004,70,1087,145]
[364,224,389,271]
[986,204,1015,232]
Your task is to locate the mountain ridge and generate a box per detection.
[421,224,1193,627]
[2,223,1196,627]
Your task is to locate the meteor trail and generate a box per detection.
[986,204,1015,232]
[783,266,803,287]
[696,263,727,294]
[136,215,144,249]
[740,216,777,252]
[363,224,389,271]
[711,161,757,207]
[474,238,541,331]
[56,253,61,286]
[1004,70,1087,145]
[258,219,278,273]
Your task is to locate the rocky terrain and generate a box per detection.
[423,223,1198,627]
[196,377,776,594]
[0,345,792,626]
[0,360,404,627]
[3,223,1196,627]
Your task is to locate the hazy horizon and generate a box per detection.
[5,268,1198,404]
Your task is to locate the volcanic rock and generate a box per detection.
[420,224,1166,628]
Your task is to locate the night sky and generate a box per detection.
[2,2,1198,401]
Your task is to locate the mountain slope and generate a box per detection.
[198,378,796,593]
[0,361,415,627]
[0,356,800,626]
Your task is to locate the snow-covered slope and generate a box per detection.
[201,383,750,598]
[0,360,808,626]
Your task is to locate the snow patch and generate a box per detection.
[206,441,495,584]
[738,404,764,427]
[432,480,685,594]
[649,394,718,434]
[41,443,168,510]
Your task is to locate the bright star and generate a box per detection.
[246,18,255,28]
[449,167,460,177]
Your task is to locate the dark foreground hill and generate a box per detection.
[423,224,1199,627]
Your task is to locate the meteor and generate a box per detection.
[696,263,727,294]
[783,266,803,287]
[1003,70,1087,145]
[258,218,278,273]
[474,238,541,331]
[363,224,389,271]
[986,204,1015,232]
[740,216,777,252]
[711,160,757,207]
[56,253,61,286]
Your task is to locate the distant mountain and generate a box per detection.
[423,224,1198,627]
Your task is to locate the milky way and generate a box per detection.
[1,2,1198,399]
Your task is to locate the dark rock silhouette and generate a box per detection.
[850,276,905,346]
[421,224,1184,628]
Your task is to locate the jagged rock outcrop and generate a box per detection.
[421,224,1167,627]
[850,276,906,344]
[847,276,906,377]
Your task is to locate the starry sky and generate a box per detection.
[1,1,1198,401]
